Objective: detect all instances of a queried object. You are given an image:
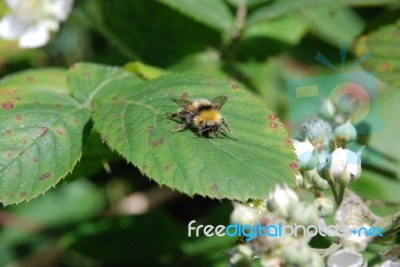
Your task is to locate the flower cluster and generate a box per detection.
[0,0,74,48]
[227,101,399,267]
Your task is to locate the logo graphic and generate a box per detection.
[287,41,381,138]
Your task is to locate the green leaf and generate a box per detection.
[124,61,169,80]
[84,64,296,201]
[242,14,309,45]
[159,0,234,33]
[302,7,364,44]
[247,0,397,24]
[0,69,90,205]
[355,20,400,89]
[68,62,142,107]
[0,68,70,95]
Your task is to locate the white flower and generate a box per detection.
[230,202,259,226]
[0,0,74,48]
[327,249,366,267]
[266,184,299,218]
[327,148,362,185]
[293,139,319,170]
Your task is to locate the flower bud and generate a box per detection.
[289,202,319,226]
[327,249,365,267]
[334,119,357,143]
[295,172,304,188]
[283,240,324,267]
[267,184,299,218]
[301,118,333,150]
[303,169,330,191]
[326,148,362,185]
[319,98,336,120]
[230,202,259,226]
[313,197,335,217]
[227,245,253,267]
[293,139,319,170]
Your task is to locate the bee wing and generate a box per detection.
[172,98,192,107]
[211,96,228,110]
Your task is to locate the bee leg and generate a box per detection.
[196,127,211,136]
[222,119,237,140]
[172,123,190,133]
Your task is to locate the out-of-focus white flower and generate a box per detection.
[0,0,74,48]
[230,202,259,226]
[293,139,319,170]
[301,118,333,150]
[378,260,400,267]
[327,249,366,267]
[313,197,334,217]
[341,223,370,252]
[283,240,324,267]
[266,184,299,218]
[326,148,361,185]
[227,245,253,267]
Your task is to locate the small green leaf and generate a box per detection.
[86,65,296,201]
[247,0,397,24]
[68,63,142,107]
[124,61,169,80]
[355,20,400,89]
[0,70,90,205]
[159,0,234,33]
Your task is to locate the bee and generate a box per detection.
[168,96,235,139]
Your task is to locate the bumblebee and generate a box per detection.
[168,96,235,138]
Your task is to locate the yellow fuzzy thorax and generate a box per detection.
[194,109,222,126]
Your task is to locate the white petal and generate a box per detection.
[51,0,74,21]
[18,23,50,48]
[5,0,23,9]
[0,14,27,40]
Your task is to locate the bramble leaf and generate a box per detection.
[80,63,297,201]
[0,70,90,205]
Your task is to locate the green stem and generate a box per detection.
[328,181,339,206]
[94,23,141,61]
[337,185,345,207]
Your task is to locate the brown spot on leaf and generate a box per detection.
[143,164,149,171]
[39,172,51,180]
[2,101,14,109]
[269,123,277,129]
[39,127,48,136]
[33,158,39,163]
[56,128,64,135]
[16,114,22,121]
[164,165,171,172]
[23,138,28,144]
[210,183,218,193]
[285,138,292,146]
[181,92,188,99]
[20,192,27,197]
[55,104,62,109]
[151,138,164,147]
[18,150,24,156]
[6,150,12,157]
[6,130,12,134]
[26,76,34,82]
[268,114,277,120]
[289,163,298,170]
[231,84,239,90]
[16,96,21,100]
[146,125,155,133]
[72,117,79,124]
[167,91,174,96]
